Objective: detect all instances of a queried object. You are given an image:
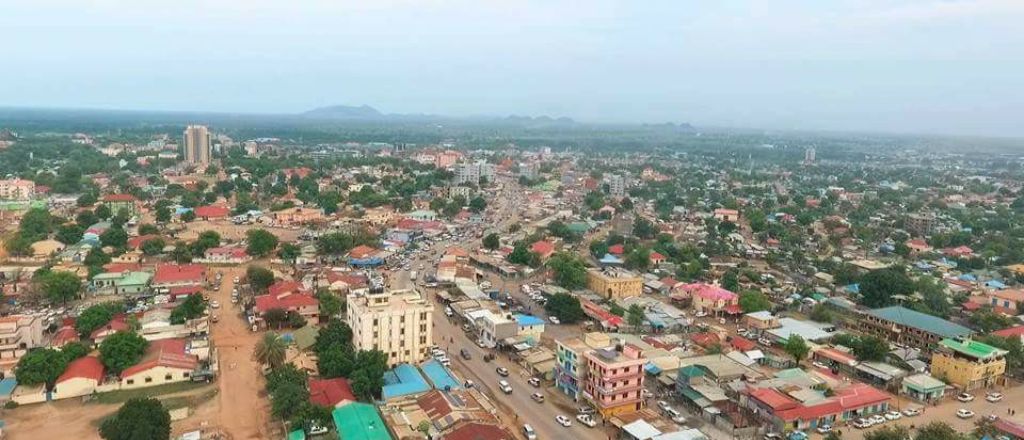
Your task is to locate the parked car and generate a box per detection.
[578,406,596,415]
[555,415,572,427]
[957,392,975,402]
[308,424,328,436]
[902,408,922,417]
[986,392,1003,402]
[528,377,541,387]
[576,414,597,427]
[852,418,874,429]
[496,367,510,377]
[657,401,673,412]
[460,349,471,360]
[816,425,832,434]
[531,392,545,403]
[548,316,561,325]
[498,380,512,394]
[957,409,976,419]
[870,414,886,425]
[885,411,902,420]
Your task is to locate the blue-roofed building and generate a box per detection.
[860,306,973,351]
[985,280,1007,290]
[515,314,545,342]
[420,360,461,391]
[843,283,860,295]
[599,254,623,266]
[381,363,431,400]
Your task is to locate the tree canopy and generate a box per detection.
[99,398,171,440]
[99,331,149,374]
[544,293,586,324]
[246,228,279,257]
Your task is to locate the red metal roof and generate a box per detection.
[309,377,356,407]
[57,356,104,383]
[194,205,230,218]
[608,244,625,255]
[530,241,555,256]
[993,326,1024,338]
[444,422,513,440]
[121,339,198,378]
[103,194,136,202]
[255,291,318,313]
[749,387,799,411]
[90,315,130,339]
[348,245,378,259]
[153,264,206,285]
[268,280,307,297]
[731,336,756,351]
[128,234,160,249]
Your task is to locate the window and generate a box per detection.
[165,374,173,380]
[183,372,191,378]
[145,377,153,383]
[126,379,135,385]
[400,316,406,323]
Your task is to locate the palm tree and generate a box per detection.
[254,332,287,370]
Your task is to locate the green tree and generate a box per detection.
[170,294,207,324]
[75,302,122,338]
[317,291,343,319]
[852,335,890,362]
[55,223,85,245]
[350,350,388,400]
[94,204,112,220]
[180,210,196,222]
[626,304,645,332]
[864,425,910,440]
[968,306,1015,333]
[266,363,307,394]
[247,265,276,292]
[318,191,343,214]
[482,233,500,250]
[19,208,55,241]
[100,226,129,248]
[858,267,913,308]
[191,230,221,255]
[140,238,166,256]
[137,223,160,235]
[278,243,300,261]
[738,290,772,313]
[255,332,287,370]
[809,303,833,323]
[76,210,99,228]
[99,331,149,374]
[632,217,657,239]
[721,269,740,292]
[546,252,588,290]
[99,398,171,440]
[915,421,967,440]
[506,242,533,265]
[271,381,309,420]
[469,196,487,213]
[14,348,69,391]
[783,334,810,364]
[624,248,651,271]
[39,271,82,305]
[544,293,585,323]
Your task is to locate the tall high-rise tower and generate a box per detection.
[804,147,816,165]
[182,125,211,165]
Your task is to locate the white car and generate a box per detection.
[210,300,220,309]
[870,414,886,425]
[811,361,828,369]
[694,311,708,318]
[531,392,545,403]
[902,408,922,417]
[957,409,976,419]
[555,415,572,427]
[885,411,902,421]
[576,414,597,427]
[548,316,561,325]
[957,393,975,402]
[523,424,537,440]
[657,401,673,412]
[528,377,541,387]
[986,392,1004,402]
[816,425,832,434]
[498,380,512,394]
[852,418,873,429]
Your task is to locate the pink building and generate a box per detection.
[684,283,741,316]
[582,343,646,418]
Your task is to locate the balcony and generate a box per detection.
[588,380,645,396]
[594,367,644,381]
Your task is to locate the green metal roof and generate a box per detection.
[939,338,1008,360]
[332,403,391,440]
[288,430,306,440]
[678,365,706,379]
[867,306,973,339]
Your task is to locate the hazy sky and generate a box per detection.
[2,0,1023,137]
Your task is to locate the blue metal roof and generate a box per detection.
[515,314,545,327]
[420,359,461,391]
[381,364,430,399]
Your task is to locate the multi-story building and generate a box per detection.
[746,383,891,432]
[0,314,46,375]
[586,268,643,301]
[859,306,973,351]
[102,193,139,216]
[803,147,816,164]
[454,161,495,185]
[906,213,938,237]
[347,287,434,367]
[930,338,1007,392]
[554,332,610,401]
[605,174,625,197]
[0,178,35,200]
[182,124,211,165]
[582,343,646,418]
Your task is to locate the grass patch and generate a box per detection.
[91,381,215,405]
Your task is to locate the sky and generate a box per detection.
[2,0,1023,137]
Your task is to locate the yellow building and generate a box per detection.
[586,268,643,301]
[930,338,1007,392]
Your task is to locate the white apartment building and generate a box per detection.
[454,161,495,185]
[347,287,434,367]
[0,314,46,375]
[0,179,36,200]
[605,174,625,197]
[182,125,211,165]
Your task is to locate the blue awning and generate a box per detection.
[644,362,662,375]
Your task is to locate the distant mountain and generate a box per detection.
[302,104,383,119]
